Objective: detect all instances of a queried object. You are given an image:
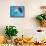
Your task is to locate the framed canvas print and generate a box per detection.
[10,6,25,17]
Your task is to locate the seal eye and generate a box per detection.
[18,7,23,13]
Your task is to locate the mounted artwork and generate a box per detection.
[36,6,46,27]
[10,6,25,17]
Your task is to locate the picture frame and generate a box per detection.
[10,6,25,17]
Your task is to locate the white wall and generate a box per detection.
[0,0,46,39]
